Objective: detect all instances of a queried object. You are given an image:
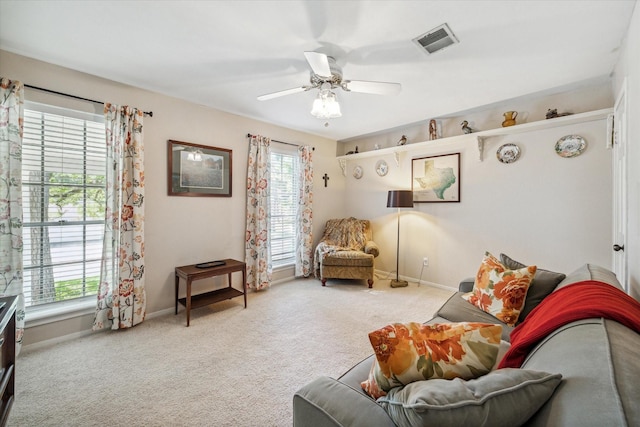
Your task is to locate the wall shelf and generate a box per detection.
[336,108,613,173]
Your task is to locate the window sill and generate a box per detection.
[25,297,96,328]
[273,262,294,272]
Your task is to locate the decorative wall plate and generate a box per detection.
[496,143,521,164]
[353,165,363,179]
[555,135,586,158]
[375,159,389,176]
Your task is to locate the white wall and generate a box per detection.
[613,2,640,299]
[0,50,347,345]
[342,91,614,289]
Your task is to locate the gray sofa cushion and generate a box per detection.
[337,354,377,396]
[605,320,640,424]
[436,293,514,341]
[293,376,396,427]
[377,369,562,427]
[554,263,623,291]
[499,253,566,324]
[459,277,475,293]
[522,318,639,427]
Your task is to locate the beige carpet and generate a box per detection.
[9,278,453,427]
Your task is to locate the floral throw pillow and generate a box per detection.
[462,252,537,327]
[361,322,502,399]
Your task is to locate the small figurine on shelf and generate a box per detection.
[397,135,407,146]
[461,120,473,134]
[429,119,438,140]
[546,108,573,119]
[502,111,518,127]
[345,145,359,155]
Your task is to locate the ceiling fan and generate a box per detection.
[257,52,401,119]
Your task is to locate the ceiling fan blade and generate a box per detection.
[257,86,311,101]
[343,80,402,95]
[304,51,332,78]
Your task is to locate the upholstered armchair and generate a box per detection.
[314,217,380,288]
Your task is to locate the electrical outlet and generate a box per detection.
[423,257,429,267]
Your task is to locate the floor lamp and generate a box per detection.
[387,190,414,288]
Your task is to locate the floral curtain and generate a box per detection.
[245,135,272,290]
[0,78,25,353]
[295,146,313,277]
[93,104,146,330]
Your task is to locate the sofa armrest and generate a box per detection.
[364,241,379,257]
[293,376,395,427]
[459,277,475,292]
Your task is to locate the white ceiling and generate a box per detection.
[0,1,636,141]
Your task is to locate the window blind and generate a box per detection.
[21,105,106,307]
[270,150,298,266]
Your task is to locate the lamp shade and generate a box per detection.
[387,190,414,208]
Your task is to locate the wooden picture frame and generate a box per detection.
[411,152,460,203]
[168,140,232,197]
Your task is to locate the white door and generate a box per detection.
[612,81,628,292]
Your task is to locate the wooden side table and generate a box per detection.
[175,259,247,326]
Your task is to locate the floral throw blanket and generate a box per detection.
[313,218,369,277]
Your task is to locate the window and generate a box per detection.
[21,103,106,308]
[270,149,299,267]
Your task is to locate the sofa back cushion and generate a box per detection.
[554,263,623,292]
[521,319,640,426]
[436,294,514,341]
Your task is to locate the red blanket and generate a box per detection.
[498,280,640,369]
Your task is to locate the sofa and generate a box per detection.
[293,256,640,427]
[314,218,380,288]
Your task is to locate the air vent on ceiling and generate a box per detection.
[412,23,459,54]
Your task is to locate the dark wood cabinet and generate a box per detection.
[0,296,17,427]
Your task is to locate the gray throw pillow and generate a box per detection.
[500,254,565,323]
[377,368,562,427]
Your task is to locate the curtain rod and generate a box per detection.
[24,84,153,117]
[246,133,314,150]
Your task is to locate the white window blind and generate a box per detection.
[21,104,106,307]
[270,149,299,267]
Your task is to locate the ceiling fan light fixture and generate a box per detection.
[311,89,342,119]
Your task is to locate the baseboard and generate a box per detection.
[23,328,96,353]
[414,279,456,292]
[374,269,456,291]
[146,307,175,319]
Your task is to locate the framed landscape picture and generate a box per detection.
[411,153,460,203]
[168,140,232,197]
